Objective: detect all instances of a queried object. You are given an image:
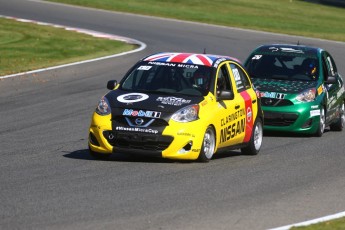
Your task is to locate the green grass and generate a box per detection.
[0,17,137,76]
[48,0,345,42]
[291,216,345,229]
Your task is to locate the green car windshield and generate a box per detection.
[246,53,319,82]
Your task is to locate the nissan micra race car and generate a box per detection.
[244,44,345,136]
[89,52,263,162]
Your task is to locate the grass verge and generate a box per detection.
[47,0,345,42]
[0,17,137,76]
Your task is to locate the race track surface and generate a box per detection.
[1,0,345,229]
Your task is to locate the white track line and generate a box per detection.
[0,15,146,79]
[268,211,345,230]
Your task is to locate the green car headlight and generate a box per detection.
[171,104,199,122]
[296,88,316,102]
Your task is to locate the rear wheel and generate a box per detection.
[315,107,325,137]
[88,146,111,160]
[198,126,216,162]
[330,102,345,131]
[241,119,263,155]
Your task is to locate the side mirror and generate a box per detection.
[107,80,118,90]
[217,90,234,101]
[325,76,337,84]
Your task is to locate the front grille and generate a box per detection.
[264,111,298,126]
[103,131,173,151]
[112,116,169,127]
[261,98,293,107]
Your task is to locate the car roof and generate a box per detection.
[142,52,240,67]
[252,44,322,56]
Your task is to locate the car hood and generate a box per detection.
[251,78,318,94]
[105,89,204,121]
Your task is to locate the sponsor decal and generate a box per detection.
[240,91,254,143]
[317,85,323,95]
[177,64,198,68]
[311,105,319,109]
[157,97,191,106]
[137,65,152,70]
[213,58,226,68]
[269,47,304,54]
[177,132,192,136]
[148,61,176,67]
[201,100,208,106]
[260,91,286,99]
[221,108,245,127]
[310,109,321,117]
[219,118,246,143]
[232,68,241,81]
[220,107,247,144]
[117,93,149,103]
[115,126,159,134]
[252,55,262,60]
[247,107,252,123]
[123,109,161,118]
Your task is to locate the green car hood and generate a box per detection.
[251,78,318,94]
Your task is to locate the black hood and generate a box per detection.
[105,89,204,121]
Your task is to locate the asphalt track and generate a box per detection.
[1,0,345,229]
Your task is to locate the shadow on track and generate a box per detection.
[263,128,330,138]
[63,148,246,163]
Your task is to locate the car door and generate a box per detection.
[229,62,258,143]
[216,62,247,147]
[322,51,340,122]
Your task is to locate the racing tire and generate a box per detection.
[89,146,111,160]
[197,126,216,162]
[241,119,263,155]
[315,107,326,137]
[330,101,345,131]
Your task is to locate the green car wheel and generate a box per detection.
[315,107,326,137]
[330,102,345,131]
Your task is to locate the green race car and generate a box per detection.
[244,44,345,136]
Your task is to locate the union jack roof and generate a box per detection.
[143,52,239,67]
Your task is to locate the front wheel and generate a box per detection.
[315,107,325,137]
[198,126,216,162]
[330,102,345,131]
[241,119,263,155]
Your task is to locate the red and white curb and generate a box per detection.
[268,211,345,230]
[0,15,146,79]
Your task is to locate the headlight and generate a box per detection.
[296,88,316,102]
[96,96,111,115]
[171,104,199,122]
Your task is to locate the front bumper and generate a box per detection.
[88,112,207,160]
[262,102,321,134]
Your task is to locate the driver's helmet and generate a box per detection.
[301,58,317,76]
[193,69,209,88]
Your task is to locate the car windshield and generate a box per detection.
[246,53,319,81]
[120,61,214,96]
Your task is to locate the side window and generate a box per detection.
[216,64,232,93]
[322,52,337,77]
[230,63,251,92]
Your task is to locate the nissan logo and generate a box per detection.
[135,118,144,126]
[265,98,273,105]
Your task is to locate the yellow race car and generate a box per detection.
[89,52,263,162]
